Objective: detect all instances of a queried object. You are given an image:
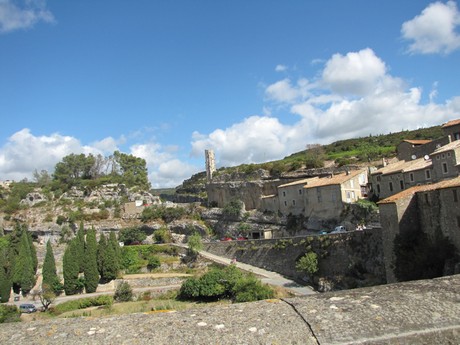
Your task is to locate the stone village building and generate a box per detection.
[378,176,460,283]
[260,170,368,227]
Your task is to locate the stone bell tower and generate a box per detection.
[205,149,216,182]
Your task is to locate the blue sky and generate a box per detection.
[0,0,459,188]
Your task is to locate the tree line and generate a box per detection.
[0,221,121,303]
[0,224,38,302]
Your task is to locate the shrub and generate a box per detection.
[119,227,147,245]
[52,295,113,315]
[114,281,133,302]
[179,265,273,303]
[222,199,243,219]
[154,227,172,243]
[187,232,203,255]
[296,252,319,276]
[0,305,20,323]
[147,255,161,271]
[233,275,274,303]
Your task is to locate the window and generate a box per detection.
[425,170,431,180]
[284,201,287,206]
[376,176,381,182]
[400,180,404,190]
[298,189,302,195]
[377,184,381,194]
[455,132,460,140]
[436,155,440,160]
[282,191,286,197]
[292,200,296,206]
[442,162,448,174]
[350,180,354,188]
[317,189,322,203]
[410,173,414,182]
[453,189,458,203]
[424,193,430,205]
[447,152,451,157]
[442,153,446,159]
[389,182,393,192]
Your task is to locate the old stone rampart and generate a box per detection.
[204,228,385,290]
[2,274,459,344]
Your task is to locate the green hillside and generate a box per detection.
[216,125,444,178]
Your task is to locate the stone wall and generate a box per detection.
[203,228,385,290]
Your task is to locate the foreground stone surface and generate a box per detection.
[1,275,459,344]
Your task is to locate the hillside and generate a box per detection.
[176,124,443,192]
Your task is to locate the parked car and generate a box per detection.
[19,304,37,313]
[220,237,233,241]
[331,226,346,234]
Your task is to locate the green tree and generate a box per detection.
[0,253,11,302]
[119,227,146,245]
[296,252,319,278]
[97,233,107,277]
[305,144,325,169]
[114,281,133,302]
[187,232,203,255]
[83,228,99,293]
[108,231,121,273]
[147,255,161,271]
[53,153,96,187]
[11,231,36,295]
[42,240,61,294]
[75,222,86,273]
[113,151,150,190]
[63,240,80,295]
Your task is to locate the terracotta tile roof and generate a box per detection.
[372,158,431,176]
[278,177,318,188]
[442,118,460,128]
[430,139,460,154]
[402,139,431,145]
[378,176,460,204]
[303,170,365,189]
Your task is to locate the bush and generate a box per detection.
[187,232,203,255]
[114,281,133,302]
[119,227,147,245]
[296,252,319,276]
[153,227,172,243]
[52,295,113,315]
[222,199,243,219]
[179,265,273,303]
[0,305,20,324]
[147,255,161,271]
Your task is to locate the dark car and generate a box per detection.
[19,304,37,313]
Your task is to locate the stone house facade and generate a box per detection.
[277,178,318,216]
[303,170,367,221]
[429,140,460,181]
[442,118,460,141]
[370,158,432,199]
[378,177,460,283]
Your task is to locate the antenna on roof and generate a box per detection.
[424,155,430,160]
[411,154,416,160]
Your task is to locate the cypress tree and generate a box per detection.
[75,221,85,273]
[12,231,36,295]
[109,231,120,272]
[26,230,38,273]
[102,239,117,283]
[0,254,11,302]
[97,233,107,278]
[42,240,60,293]
[63,240,80,295]
[83,228,99,293]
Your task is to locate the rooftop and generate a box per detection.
[401,139,432,145]
[378,175,460,204]
[372,158,431,176]
[431,139,460,154]
[442,118,460,128]
[278,177,318,188]
[303,170,364,189]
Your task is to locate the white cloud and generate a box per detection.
[265,78,313,103]
[0,0,55,34]
[0,129,194,188]
[322,48,387,96]
[191,48,458,169]
[275,64,287,72]
[401,0,460,54]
